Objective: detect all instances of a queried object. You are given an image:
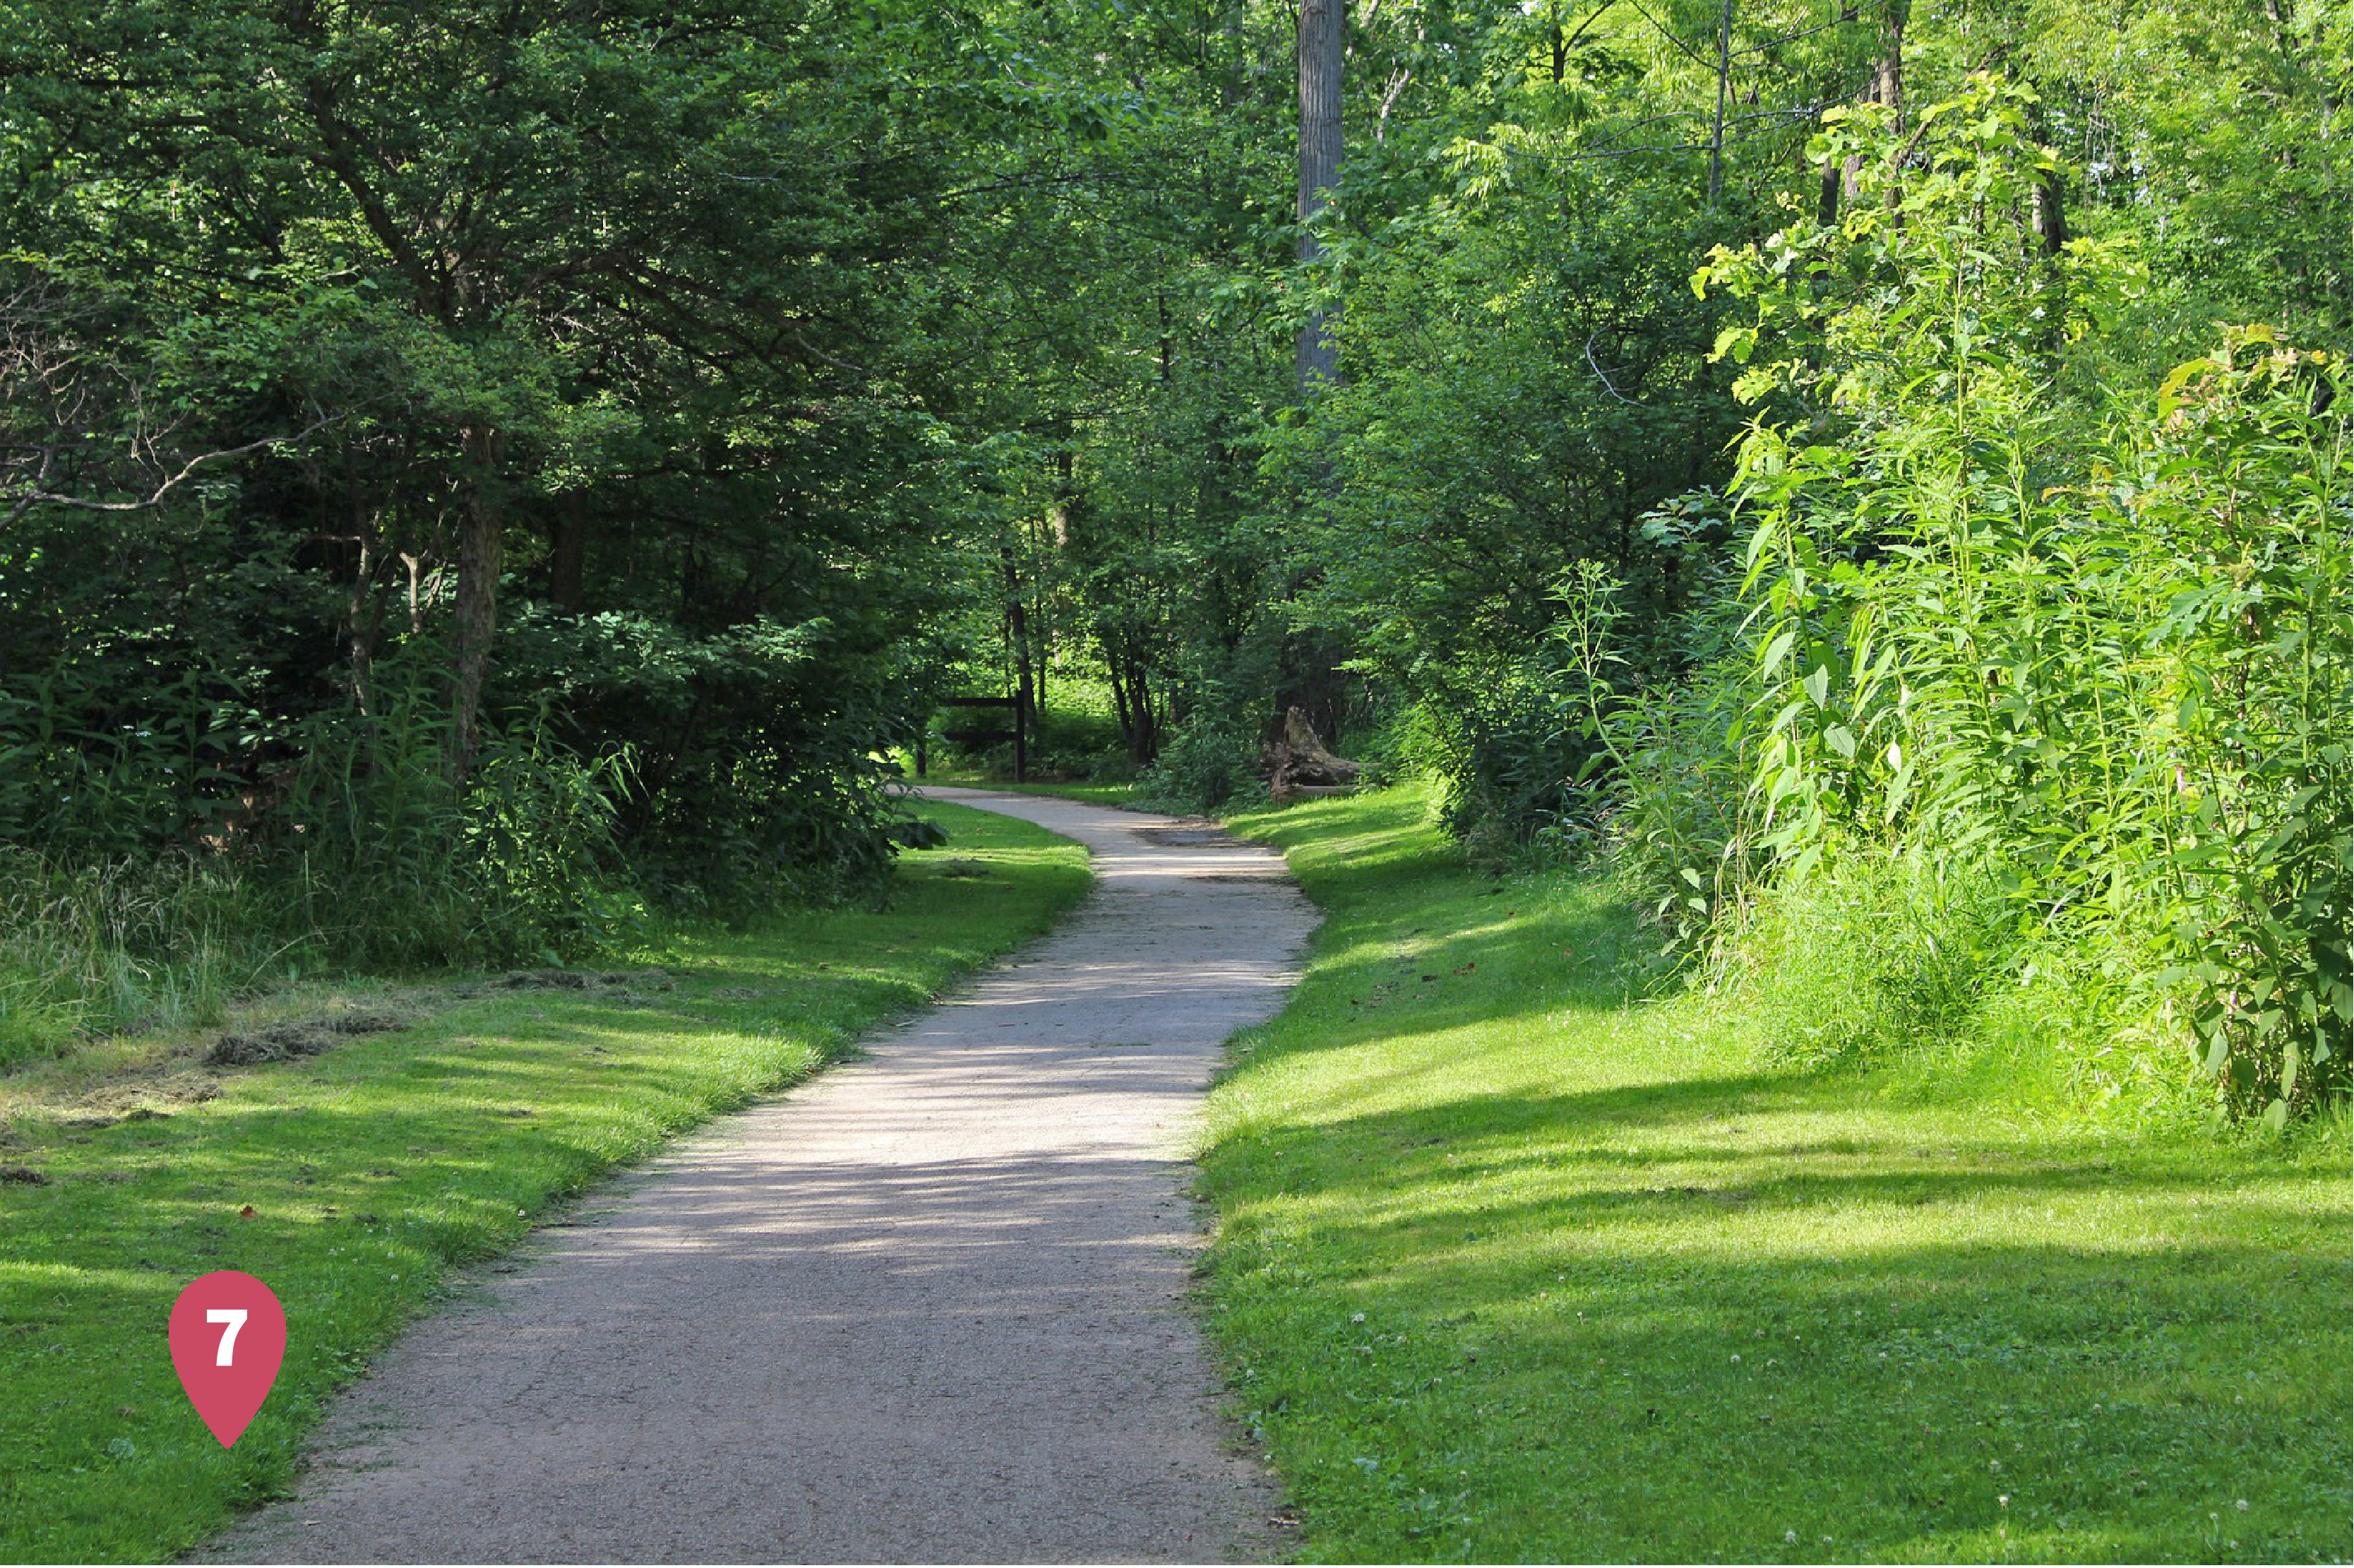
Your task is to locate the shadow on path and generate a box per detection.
[201,789,1319,1565]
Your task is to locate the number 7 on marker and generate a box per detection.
[206,1307,249,1366]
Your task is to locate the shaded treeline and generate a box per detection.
[1,0,2345,1113]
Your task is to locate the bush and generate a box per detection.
[275,672,639,968]
[1135,699,1261,812]
[1639,77,2350,1118]
[496,609,914,914]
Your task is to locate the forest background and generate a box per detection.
[0,0,2346,1124]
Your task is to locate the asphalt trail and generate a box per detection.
[203,789,1317,1564]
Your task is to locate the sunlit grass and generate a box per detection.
[0,802,1089,1564]
[1199,785,2351,1564]
[900,767,1139,806]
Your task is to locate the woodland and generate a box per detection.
[0,0,2347,1124]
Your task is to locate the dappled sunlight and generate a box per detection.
[1197,790,2350,1564]
[0,806,1108,1563]
[136,789,1318,1562]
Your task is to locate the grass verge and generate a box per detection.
[0,801,1088,1564]
[1199,785,2350,1564]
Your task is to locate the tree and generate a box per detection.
[1296,0,1346,394]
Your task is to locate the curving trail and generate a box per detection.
[205,788,1318,1564]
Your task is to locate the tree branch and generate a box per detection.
[4,419,333,529]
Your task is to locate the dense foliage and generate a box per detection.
[2,0,2344,1115]
[1,1,1028,1051]
[1651,83,2349,1120]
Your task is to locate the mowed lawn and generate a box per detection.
[0,802,1088,1564]
[1199,787,2350,1564]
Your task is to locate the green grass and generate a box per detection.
[0,802,1088,1564]
[900,767,1139,806]
[1198,785,2352,1564]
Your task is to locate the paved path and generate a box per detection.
[205,789,1317,1565]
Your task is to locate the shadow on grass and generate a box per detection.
[1202,1069,2350,1562]
[1200,786,2350,1561]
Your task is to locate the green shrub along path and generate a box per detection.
[0,802,1087,1564]
[1196,787,2350,1565]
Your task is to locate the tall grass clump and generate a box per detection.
[280,681,640,969]
[1606,76,2350,1121]
[0,669,643,1067]
[0,850,275,1067]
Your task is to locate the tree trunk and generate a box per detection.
[342,438,381,719]
[1296,0,1343,395]
[1266,705,1361,796]
[1105,635,1161,767]
[1707,0,1734,204]
[1841,2,1901,203]
[1002,546,1034,782]
[2031,162,2068,251]
[1874,3,1906,209]
[549,496,587,611]
[450,422,505,781]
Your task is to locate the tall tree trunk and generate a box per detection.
[1296,0,1344,395]
[1001,546,1034,782]
[1874,2,1906,209]
[1279,0,1350,746]
[342,439,381,719]
[1105,636,1160,767]
[450,422,504,781]
[2027,98,2070,361]
[1842,1,1901,203]
[549,495,587,611]
[1707,0,1735,204]
[2031,162,2069,249]
[1814,4,1858,224]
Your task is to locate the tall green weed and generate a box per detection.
[1634,76,2351,1118]
[280,678,639,968]
[0,851,277,1067]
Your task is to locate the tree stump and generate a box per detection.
[1265,706,1361,799]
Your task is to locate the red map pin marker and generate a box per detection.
[168,1271,286,1447]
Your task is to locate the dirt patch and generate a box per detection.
[489,969,673,992]
[206,1012,407,1067]
[0,1165,48,1185]
[1135,825,1230,847]
[60,1106,173,1130]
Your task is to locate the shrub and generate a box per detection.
[1135,698,1261,812]
[1663,76,2350,1117]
